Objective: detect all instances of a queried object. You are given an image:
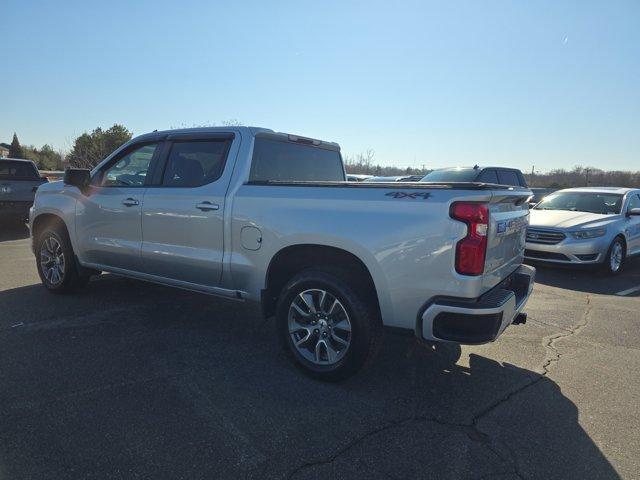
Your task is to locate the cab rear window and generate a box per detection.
[0,161,39,179]
[249,138,345,182]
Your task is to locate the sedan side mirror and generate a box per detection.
[64,168,91,192]
[627,208,640,217]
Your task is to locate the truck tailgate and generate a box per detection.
[484,189,530,288]
[0,179,42,202]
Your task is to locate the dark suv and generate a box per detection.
[420,166,528,187]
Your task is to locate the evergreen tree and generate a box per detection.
[9,133,24,159]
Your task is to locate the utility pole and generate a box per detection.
[585,168,590,186]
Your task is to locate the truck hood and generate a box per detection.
[529,209,618,230]
[37,180,65,192]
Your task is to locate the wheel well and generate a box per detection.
[32,213,67,242]
[262,244,380,319]
[615,234,627,253]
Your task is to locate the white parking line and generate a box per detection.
[616,285,640,296]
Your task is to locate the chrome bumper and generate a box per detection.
[524,238,609,264]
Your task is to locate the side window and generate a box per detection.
[161,140,229,187]
[628,194,640,211]
[477,169,498,183]
[497,170,520,186]
[99,143,158,187]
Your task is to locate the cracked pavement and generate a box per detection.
[1,224,639,479]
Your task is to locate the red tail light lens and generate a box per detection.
[450,202,489,276]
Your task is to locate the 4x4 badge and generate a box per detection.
[386,192,431,200]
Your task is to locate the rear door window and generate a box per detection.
[249,138,345,182]
[497,170,520,186]
[162,140,231,187]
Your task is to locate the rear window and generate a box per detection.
[0,161,39,179]
[420,168,478,182]
[249,138,345,182]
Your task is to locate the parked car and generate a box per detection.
[346,174,373,182]
[396,175,424,182]
[0,158,48,223]
[362,175,405,182]
[528,187,556,207]
[421,166,528,187]
[29,126,534,380]
[525,187,640,274]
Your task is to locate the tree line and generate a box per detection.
[5,127,639,188]
[4,126,132,171]
[4,133,66,171]
[524,166,640,188]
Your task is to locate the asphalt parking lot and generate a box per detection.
[1,223,639,479]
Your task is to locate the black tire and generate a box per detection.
[35,223,90,294]
[276,268,383,381]
[601,236,626,276]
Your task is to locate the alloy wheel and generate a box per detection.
[288,289,352,365]
[40,236,65,285]
[610,241,623,273]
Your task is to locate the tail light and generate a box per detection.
[450,202,489,276]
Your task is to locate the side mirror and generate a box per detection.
[64,168,91,192]
[627,208,640,217]
[528,202,538,208]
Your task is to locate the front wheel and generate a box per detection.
[36,224,90,293]
[601,237,625,275]
[276,269,382,381]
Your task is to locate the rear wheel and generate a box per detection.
[36,224,90,293]
[601,236,625,275]
[276,269,382,381]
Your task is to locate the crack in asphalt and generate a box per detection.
[469,294,593,480]
[286,296,593,480]
[285,415,470,480]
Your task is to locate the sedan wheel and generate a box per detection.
[603,237,625,275]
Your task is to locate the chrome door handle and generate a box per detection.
[196,201,220,211]
[122,198,139,207]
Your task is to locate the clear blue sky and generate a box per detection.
[2,0,639,172]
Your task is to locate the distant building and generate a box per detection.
[0,142,10,158]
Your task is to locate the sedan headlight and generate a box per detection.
[570,228,607,240]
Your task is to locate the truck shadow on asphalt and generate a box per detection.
[529,257,640,296]
[0,276,620,479]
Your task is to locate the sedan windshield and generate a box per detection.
[535,192,623,215]
[420,168,477,182]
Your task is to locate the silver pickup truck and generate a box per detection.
[29,127,534,380]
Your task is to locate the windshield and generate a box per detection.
[420,168,477,182]
[535,192,623,215]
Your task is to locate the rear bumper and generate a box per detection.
[0,200,32,219]
[419,264,535,344]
